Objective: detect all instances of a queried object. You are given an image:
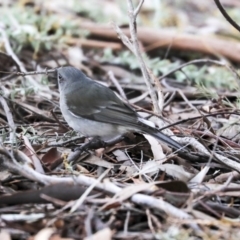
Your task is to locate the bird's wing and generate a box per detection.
[65,80,139,127]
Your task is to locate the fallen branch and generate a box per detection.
[80,22,240,62]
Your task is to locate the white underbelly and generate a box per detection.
[60,98,129,140]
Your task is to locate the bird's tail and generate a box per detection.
[140,124,183,151]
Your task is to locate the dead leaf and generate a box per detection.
[83,228,112,240]
[143,134,166,160]
[41,148,61,166]
[0,231,11,240]
[112,149,129,161]
[190,166,210,183]
[137,161,193,181]
[84,155,114,168]
[34,228,56,240]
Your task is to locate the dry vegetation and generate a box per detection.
[1,0,240,239]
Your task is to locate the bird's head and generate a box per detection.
[57,66,87,93]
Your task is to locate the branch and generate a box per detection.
[213,0,240,33]
[127,0,161,113]
[113,0,161,114]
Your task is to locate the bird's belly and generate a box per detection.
[60,100,128,140]
[66,115,127,139]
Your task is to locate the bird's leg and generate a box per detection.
[73,136,106,152]
[73,135,125,152]
[104,135,125,146]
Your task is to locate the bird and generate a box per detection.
[57,66,183,151]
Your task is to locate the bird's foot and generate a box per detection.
[72,135,125,153]
[72,136,106,152]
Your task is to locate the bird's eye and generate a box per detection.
[58,74,64,83]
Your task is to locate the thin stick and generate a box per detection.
[108,71,127,99]
[127,0,161,114]
[0,28,41,88]
[158,59,225,81]
[123,211,130,234]
[15,69,55,76]
[213,0,240,33]
[0,96,16,143]
[113,0,161,114]
[70,168,110,213]
[0,69,55,76]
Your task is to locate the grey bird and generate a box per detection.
[57,66,183,151]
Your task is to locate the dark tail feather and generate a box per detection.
[141,125,183,150]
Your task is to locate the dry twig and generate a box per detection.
[113,0,161,114]
[0,96,16,144]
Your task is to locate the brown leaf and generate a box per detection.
[41,148,61,166]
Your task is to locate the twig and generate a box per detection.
[0,68,55,77]
[146,209,156,235]
[162,90,176,108]
[0,148,49,184]
[50,109,69,131]
[129,91,149,104]
[127,0,161,113]
[0,27,55,90]
[123,211,130,234]
[133,0,144,17]
[70,168,110,213]
[0,96,16,143]
[113,0,161,114]
[210,171,240,183]
[176,89,198,111]
[22,135,44,174]
[47,136,85,148]
[15,69,55,76]
[108,71,127,99]
[213,0,240,33]
[124,149,151,182]
[158,59,225,81]
[113,23,133,50]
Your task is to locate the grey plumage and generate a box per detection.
[57,66,183,150]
